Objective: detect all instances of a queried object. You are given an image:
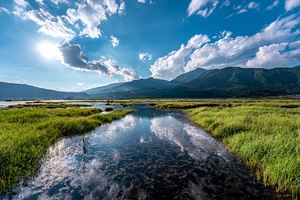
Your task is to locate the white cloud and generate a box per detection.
[139,52,152,61]
[138,0,146,3]
[237,9,247,14]
[285,0,300,11]
[110,35,119,47]
[246,43,300,68]
[65,0,123,38]
[233,5,242,10]
[118,2,125,15]
[26,9,76,40]
[150,34,210,80]
[50,0,68,5]
[151,15,300,79]
[247,1,260,9]
[0,7,10,14]
[221,0,230,8]
[104,59,141,81]
[266,0,279,10]
[14,0,29,7]
[185,14,300,71]
[187,0,219,17]
[58,41,139,82]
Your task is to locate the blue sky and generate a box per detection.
[0,0,299,91]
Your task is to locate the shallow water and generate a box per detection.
[13,104,275,199]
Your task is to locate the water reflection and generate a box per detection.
[13,104,274,199]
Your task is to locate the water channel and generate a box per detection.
[12,104,274,199]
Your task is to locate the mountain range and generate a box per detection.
[1,66,300,100]
[0,82,89,100]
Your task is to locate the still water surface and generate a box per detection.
[13,104,274,199]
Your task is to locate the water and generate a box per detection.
[13,104,274,199]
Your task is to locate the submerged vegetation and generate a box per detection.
[0,107,134,197]
[156,99,300,198]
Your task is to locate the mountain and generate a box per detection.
[0,82,89,100]
[2,66,300,100]
[83,77,175,98]
[84,82,123,95]
[84,66,300,98]
[171,68,206,83]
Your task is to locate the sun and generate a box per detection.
[38,42,61,60]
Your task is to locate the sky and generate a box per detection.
[0,0,300,91]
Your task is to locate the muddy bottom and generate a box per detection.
[12,104,275,200]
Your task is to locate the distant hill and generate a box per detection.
[84,66,300,98]
[0,82,89,100]
[2,66,300,100]
[171,68,206,83]
[83,77,175,98]
[84,82,123,95]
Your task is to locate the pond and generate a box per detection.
[13,104,274,199]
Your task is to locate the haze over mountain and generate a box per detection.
[1,66,300,100]
[0,82,89,100]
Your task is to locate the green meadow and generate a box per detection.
[154,99,300,198]
[0,107,134,196]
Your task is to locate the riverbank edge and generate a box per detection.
[152,101,299,199]
[0,108,135,198]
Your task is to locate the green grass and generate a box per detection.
[153,102,230,109]
[184,105,300,198]
[0,107,134,197]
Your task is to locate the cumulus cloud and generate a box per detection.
[266,0,279,10]
[184,14,300,72]
[110,35,119,47]
[139,52,152,61]
[58,42,140,81]
[246,43,300,68]
[26,9,76,39]
[138,0,146,3]
[150,34,210,80]
[187,0,218,17]
[0,7,10,14]
[65,0,124,38]
[151,15,300,79]
[104,59,141,81]
[285,0,300,11]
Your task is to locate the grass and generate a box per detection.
[165,100,300,198]
[153,102,231,109]
[0,107,134,197]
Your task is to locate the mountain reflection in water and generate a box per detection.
[14,104,274,200]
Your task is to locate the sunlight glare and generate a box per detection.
[38,42,61,60]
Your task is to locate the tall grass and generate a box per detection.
[185,105,300,198]
[0,108,134,197]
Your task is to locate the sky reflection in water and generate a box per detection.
[14,104,273,199]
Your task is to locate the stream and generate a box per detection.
[13,104,275,199]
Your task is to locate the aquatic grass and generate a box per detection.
[0,108,134,197]
[184,105,300,198]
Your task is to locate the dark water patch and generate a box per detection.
[12,104,275,199]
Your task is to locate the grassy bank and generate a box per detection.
[156,100,300,198]
[0,107,134,196]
